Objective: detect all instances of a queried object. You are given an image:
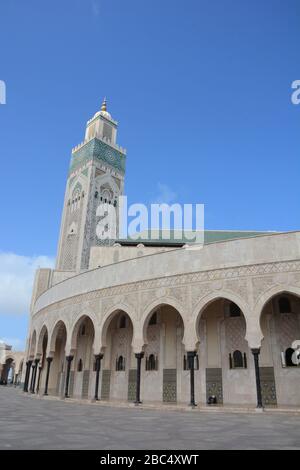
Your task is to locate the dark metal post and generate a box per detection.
[94,354,103,400]
[31,358,39,393]
[23,360,32,392]
[251,348,263,408]
[134,352,144,405]
[187,351,197,407]
[64,355,73,398]
[29,362,36,393]
[36,364,42,394]
[44,357,53,396]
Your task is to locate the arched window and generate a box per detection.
[119,315,126,329]
[80,324,86,336]
[279,297,291,314]
[285,348,296,367]
[183,354,199,370]
[116,355,125,371]
[77,359,83,372]
[146,354,157,371]
[149,312,157,325]
[233,350,244,368]
[229,302,241,317]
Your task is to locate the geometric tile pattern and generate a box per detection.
[101,370,111,400]
[163,369,177,403]
[206,368,223,404]
[127,369,136,402]
[82,370,90,399]
[34,259,300,318]
[260,367,277,407]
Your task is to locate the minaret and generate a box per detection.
[56,99,126,271]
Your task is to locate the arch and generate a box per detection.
[100,303,136,349]
[69,314,97,353]
[285,347,296,367]
[146,354,157,371]
[256,286,300,324]
[49,320,68,354]
[193,290,251,345]
[140,296,186,346]
[233,350,244,368]
[278,296,292,314]
[116,355,125,371]
[29,330,37,358]
[119,315,127,329]
[77,358,83,372]
[36,325,48,356]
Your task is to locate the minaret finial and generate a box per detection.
[101,97,107,112]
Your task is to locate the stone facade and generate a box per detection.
[23,102,300,408]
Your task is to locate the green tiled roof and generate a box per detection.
[117,230,277,246]
[69,138,126,175]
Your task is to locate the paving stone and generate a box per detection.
[0,387,300,449]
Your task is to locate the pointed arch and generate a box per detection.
[36,325,48,356]
[255,285,300,323]
[29,330,37,358]
[193,290,252,346]
[69,313,96,353]
[140,296,186,346]
[49,320,67,354]
[100,303,136,349]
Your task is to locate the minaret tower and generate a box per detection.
[56,99,126,271]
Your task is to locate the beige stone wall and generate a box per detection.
[24,231,300,406]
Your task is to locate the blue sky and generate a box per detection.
[0,0,299,349]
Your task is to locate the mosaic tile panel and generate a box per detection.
[101,370,111,400]
[127,369,136,401]
[260,367,277,406]
[82,370,90,399]
[163,369,177,403]
[69,371,74,397]
[206,368,223,404]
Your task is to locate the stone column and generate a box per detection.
[29,362,36,393]
[44,357,53,396]
[36,364,42,394]
[23,360,32,392]
[14,373,19,387]
[187,351,197,407]
[251,348,263,408]
[94,354,103,400]
[31,359,40,393]
[64,355,73,398]
[134,352,144,405]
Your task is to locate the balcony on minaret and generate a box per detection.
[84,98,118,145]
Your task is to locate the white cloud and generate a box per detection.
[0,252,55,316]
[154,183,177,205]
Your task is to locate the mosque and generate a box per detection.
[21,100,300,408]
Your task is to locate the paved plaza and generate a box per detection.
[1,387,300,450]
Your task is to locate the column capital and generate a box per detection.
[135,352,144,359]
[251,348,261,355]
[187,350,197,357]
[46,356,53,363]
[66,355,74,362]
[34,358,40,365]
[94,353,104,360]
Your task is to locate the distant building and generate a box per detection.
[0,342,24,385]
